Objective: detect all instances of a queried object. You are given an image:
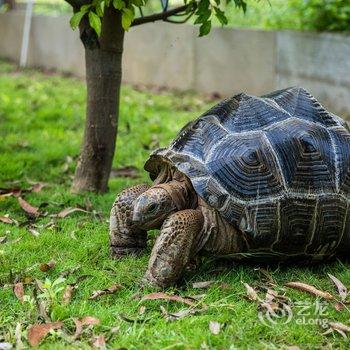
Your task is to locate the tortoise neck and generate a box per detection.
[152,178,197,211]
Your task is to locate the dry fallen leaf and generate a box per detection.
[27,322,63,347]
[13,283,24,303]
[18,197,40,217]
[62,284,76,305]
[142,292,195,307]
[286,347,301,350]
[89,284,122,300]
[39,261,56,272]
[0,186,23,197]
[54,207,88,218]
[0,237,7,244]
[28,228,40,237]
[285,281,334,300]
[91,335,106,349]
[192,281,216,289]
[0,216,15,225]
[244,283,259,301]
[15,323,24,350]
[73,316,100,340]
[323,321,350,338]
[160,305,204,321]
[209,321,221,335]
[31,183,45,193]
[328,274,347,302]
[139,306,146,315]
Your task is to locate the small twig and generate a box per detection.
[131,4,191,26]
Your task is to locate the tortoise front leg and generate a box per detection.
[110,184,150,258]
[143,209,204,288]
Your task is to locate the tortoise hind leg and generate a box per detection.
[110,184,150,258]
[143,209,204,288]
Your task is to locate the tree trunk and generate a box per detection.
[72,7,125,193]
[4,0,16,10]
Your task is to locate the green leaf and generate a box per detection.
[113,0,125,10]
[96,1,105,17]
[214,7,228,25]
[88,11,102,36]
[199,20,211,36]
[132,0,144,6]
[69,11,85,30]
[80,4,92,12]
[122,8,135,30]
[194,9,211,24]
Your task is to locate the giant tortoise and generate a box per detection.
[110,87,350,288]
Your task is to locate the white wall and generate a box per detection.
[0,11,349,116]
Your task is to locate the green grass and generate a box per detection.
[0,60,350,349]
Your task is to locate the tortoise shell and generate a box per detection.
[145,87,350,259]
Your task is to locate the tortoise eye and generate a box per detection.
[148,203,157,213]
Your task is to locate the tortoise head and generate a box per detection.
[132,186,177,230]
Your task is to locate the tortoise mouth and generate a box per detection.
[133,216,164,230]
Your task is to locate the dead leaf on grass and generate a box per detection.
[0,237,7,244]
[91,335,106,349]
[0,187,23,197]
[18,197,40,217]
[0,215,15,225]
[209,321,221,335]
[139,306,146,315]
[323,321,350,338]
[28,228,40,237]
[15,323,24,350]
[62,284,76,305]
[53,207,88,218]
[73,316,100,340]
[39,261,56,272]
[244,283,259,301]
[160,305,204,321]
[142,292,195,307]
[285,281,334,300]
[192,281,216,289]
[13,282,24,303]
[89,284,122,300]
[328,274,347,301]
[31,183,45,193]
[27,322,63,347]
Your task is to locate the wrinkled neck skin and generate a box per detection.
[154,165,197,209]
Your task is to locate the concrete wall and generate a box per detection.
[0,11,349,115]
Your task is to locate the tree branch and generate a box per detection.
[131,4,192,27]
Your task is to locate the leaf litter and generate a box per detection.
[27,322,63,347]
[285,281,334,300]
[89,284,123,300]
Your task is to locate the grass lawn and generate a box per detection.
[0,60,350,349]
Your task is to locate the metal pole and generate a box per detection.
[20,0,34,67]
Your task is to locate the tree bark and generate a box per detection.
[72,7,124,193]
[4,0,16,10]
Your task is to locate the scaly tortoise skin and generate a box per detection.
[110,87,350,288]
